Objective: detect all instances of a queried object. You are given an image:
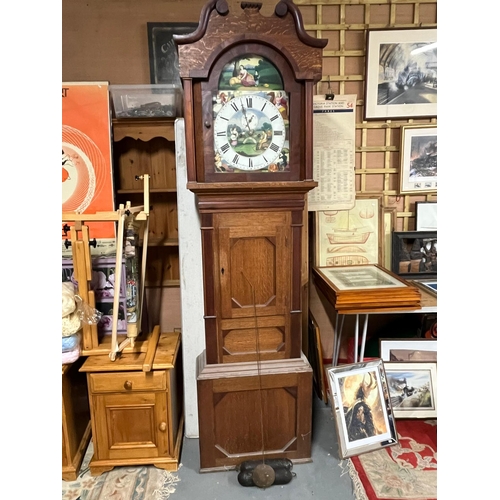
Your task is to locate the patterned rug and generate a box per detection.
[346,419,437,500]
[62,442,180,500]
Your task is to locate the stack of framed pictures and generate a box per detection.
[312,264,421,313]
[379,338,437,419]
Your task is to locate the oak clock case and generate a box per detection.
[175,0,327,470]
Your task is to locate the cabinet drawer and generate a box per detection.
[88,370,166,394]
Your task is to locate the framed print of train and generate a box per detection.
[364,29,437,119]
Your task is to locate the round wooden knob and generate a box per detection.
[124,380,133,390]
[159,422,167,432]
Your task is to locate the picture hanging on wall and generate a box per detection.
[415,201,437,230]
[315,195,383,267]
[400,125,437,194]
[147,22,198,85]
[364,29,437,120]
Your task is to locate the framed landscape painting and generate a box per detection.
[384,362,437,418]
[364,29,437,119]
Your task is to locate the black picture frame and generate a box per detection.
[391,231,437,279]
[147,22,198,84]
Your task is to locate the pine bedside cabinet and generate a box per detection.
[80,330,183,476]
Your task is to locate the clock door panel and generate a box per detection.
[214,211,292,363]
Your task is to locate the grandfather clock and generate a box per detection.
[175,0,326,470]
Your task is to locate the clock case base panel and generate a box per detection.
[196,352,313,471]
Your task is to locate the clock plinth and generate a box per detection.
[175,0,326,470]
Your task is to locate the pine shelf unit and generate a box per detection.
[112,118,180,287]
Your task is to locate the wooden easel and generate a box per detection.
[62,174,156,360]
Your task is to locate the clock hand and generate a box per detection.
[241,103,251,131]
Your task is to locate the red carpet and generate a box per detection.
[347,419,437,500]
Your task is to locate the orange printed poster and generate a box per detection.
[62,82,116,256]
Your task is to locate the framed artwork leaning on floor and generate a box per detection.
[327,359,398,459]
[384,362,437,419]
[379,338,437,362]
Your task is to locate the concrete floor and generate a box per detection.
[173,395,357,499]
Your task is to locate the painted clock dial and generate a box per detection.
[212,54,290,173]
[213,92,287,171]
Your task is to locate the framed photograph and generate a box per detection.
[384,362,437,418]
[400,125,437,194]
[415,201,437,230]
[326,359,398,459]
[364,28,437,120]
[316,195,383,267]
[147,22,198,84]
[392,230,437,279]
[379,338,437,362]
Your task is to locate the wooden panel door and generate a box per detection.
[214,211,292,363]
[91,391,169,461]
[197,356,313,471]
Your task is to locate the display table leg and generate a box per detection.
[359,314,369,362]
[333,313,345,366]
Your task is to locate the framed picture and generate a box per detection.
[308,311,329,404]
[400,125,437,194]
[316,195,383,267]
[384,362,437,418]
[383,206,397,270]
[326,359,398,458]
[379,338,437,362]
[392,230,437,279]
[411,278,437,297]
[147,22,198,84]
[415,201,437,230]
[364,28,437,120]
[314,264,410,293]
